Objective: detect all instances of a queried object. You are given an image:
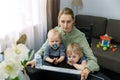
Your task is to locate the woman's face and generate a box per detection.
[59,14,74,33]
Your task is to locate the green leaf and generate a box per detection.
[21,49,35,67]
[28,49,35,61]
[21,60,28,67]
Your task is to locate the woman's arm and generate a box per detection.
[36,39,48,55]
[26,39,48,67]
[66,27,100,72]
[76,31,100,72]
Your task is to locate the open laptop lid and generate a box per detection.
[40,65,81,80]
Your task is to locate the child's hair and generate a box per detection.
[66,43,83,58]
[47,29,61,39]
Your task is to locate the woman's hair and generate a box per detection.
[58,8,74,26]
[66,43,83,58]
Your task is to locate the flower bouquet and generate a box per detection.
[0,44,34,80]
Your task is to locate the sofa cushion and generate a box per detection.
[75,15,107,38]
[106,19,120,44]
[91,38,120,73]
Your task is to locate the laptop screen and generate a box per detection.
[40,65,81,80]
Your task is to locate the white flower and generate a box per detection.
[0,60,19,79]
[0,61,9,79]
[0,44,30,79]
[4,44,29,62]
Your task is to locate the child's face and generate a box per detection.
[67,52,80,64]
[48,34,61,48]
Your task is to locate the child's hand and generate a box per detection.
[73,64,84,70]
[54,60,59,64]
[67,61,73,66]
[52,58,56,63]
[53,58,59,64]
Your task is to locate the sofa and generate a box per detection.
[75,14,120,73]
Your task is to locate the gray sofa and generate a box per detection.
[75,14,120,73]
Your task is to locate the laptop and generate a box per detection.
[40,65,81,80]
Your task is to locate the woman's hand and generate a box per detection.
[80,68,90,80]
[26,60,35,68]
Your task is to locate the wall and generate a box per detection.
[60,0,120,20]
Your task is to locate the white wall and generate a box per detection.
[60,0,120,20]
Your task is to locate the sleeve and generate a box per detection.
[59,44,65,56]
[75,32,100,72]
[43,44,50,60]
[81,56,87,61]
[36,39,48,56]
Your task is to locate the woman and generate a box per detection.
[27,7,99,80]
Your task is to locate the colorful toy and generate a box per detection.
[96,34,117,52]
[110,44,117,52]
